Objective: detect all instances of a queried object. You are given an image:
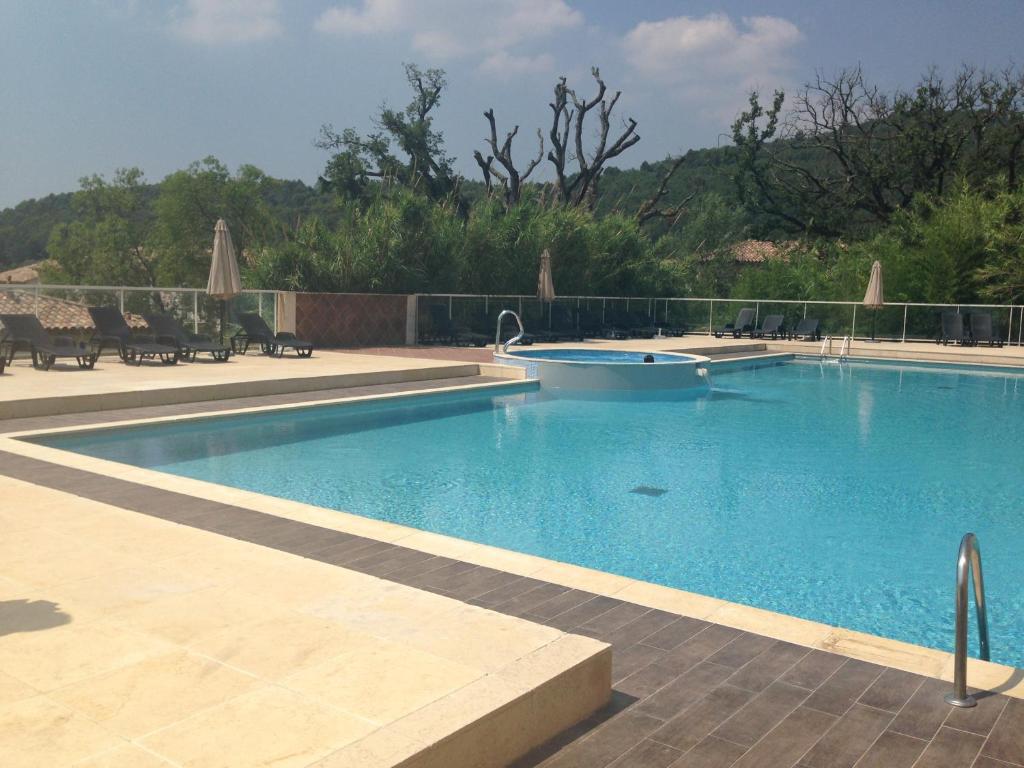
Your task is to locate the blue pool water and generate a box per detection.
[36,360,1024,666]
[507,349,694,364]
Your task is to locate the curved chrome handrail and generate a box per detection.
[819,335,831,360]
[946,533,991,708]
[838,335,850,363]
[495,310,525,354]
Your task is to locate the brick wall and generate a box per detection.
[294,292,410,347]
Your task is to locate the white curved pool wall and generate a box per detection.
[494,348,711,391]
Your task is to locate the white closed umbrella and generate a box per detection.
[207,219,242,342]
[537,249,556,303]
[863,260,884,341]
[537,249,556,330]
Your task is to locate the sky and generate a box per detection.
[1,0,1022,210]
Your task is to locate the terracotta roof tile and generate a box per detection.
[0,290,146,333]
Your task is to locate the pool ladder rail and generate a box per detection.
[946,533,991,708]
[495,309,525,354]
[819,335,850,362]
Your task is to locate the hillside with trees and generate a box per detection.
[1,61,1021,309]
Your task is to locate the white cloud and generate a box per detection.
[622,13,802,117]
[314,0,404,36]
[170,0,283,44]
[314,0,581,74]
[479,51,556,79]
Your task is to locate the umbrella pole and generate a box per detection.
[220,300,226,344]
[871,310,877,342]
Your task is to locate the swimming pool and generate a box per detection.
[34,359,1024,666]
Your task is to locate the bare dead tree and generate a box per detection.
[473,109,543,205]
[547,67,641,208]
[733,64,1024,235]
[635,155,695,225]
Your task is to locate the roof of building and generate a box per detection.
[0,262,42,284]
[728,240,800,263]
[0,290,146,333]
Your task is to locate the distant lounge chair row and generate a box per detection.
[714,308,821,341]
[419,303,689,346]
[1,309,312,371]
[938,311,1003,347]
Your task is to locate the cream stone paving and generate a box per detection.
[0,696,125,768]
[0,349,479,414]
[0,478,609,766]
[281,638,483,723]
[138,685,379,768]
[48,650,262,739]
[71,743,175,767]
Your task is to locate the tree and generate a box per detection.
[45,168,158,286]
[317,64,460,204]
[732,65,1024,237]
[472,109,543,206]
[546,68,641,208]
[150,157,274,286]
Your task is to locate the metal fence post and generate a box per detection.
[258,292,262,318]
[193,291,199,333]
[803,302,807,319]
[602,298,606,324]
[708,299,714,336]
[902,305,908,342]
[851,305,857,339]
[119,289,125,314]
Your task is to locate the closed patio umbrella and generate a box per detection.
[863,259,884,342]
[207,219,241,343]
[538,249,555,327]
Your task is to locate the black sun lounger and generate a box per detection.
[967,312,1003,347]
[752,314,785,339]
[548,305,585,342]
[233,313,314,357]
[714,307,755,338]
[938,311,967,345]
[424,304,489,347]
[0,314,99,370]
[88,306,179,365]
[143,313,231,362]
[789,317,821,341]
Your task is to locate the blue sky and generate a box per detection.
[1,0,1021,209]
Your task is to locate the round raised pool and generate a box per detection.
[495,347,710,391]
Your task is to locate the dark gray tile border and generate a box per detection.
[1,444,1022,768]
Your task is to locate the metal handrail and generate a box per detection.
[819,336,831,359]
[946,533,991,708]
[838,336,850,362]
[495,310,524,354]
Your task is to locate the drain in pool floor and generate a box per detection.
[630,486,668,497]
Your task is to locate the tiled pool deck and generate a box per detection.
[3,344,1024,766]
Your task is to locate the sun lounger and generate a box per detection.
[88,306,179,365]
[233,313,314,357]
[752,314,785,339]
[938,311,967,345]
[422,304,489,347]
[714,308,755,338]
[0,314,99,370]
[548,305,584,342]
[143,313,231,362]
[789,318,821,341]
[967,312,1003,347]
